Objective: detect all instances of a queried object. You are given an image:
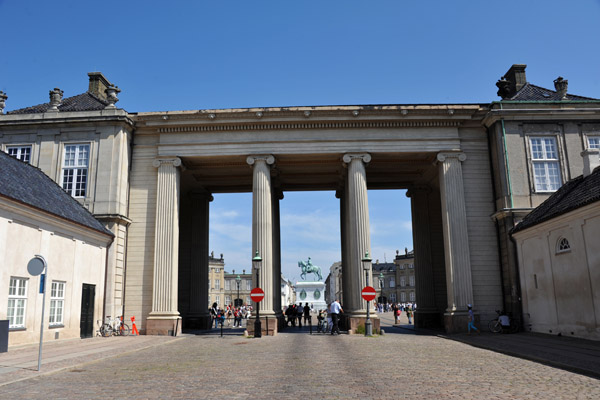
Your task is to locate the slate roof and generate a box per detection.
[372,262,398,272]
[7,92,108,114]
[510,83,597,101]
[0,151,113,237]
[511,166,600,234]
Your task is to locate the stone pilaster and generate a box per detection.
[272,189,284,322]
[437,152,474,332]
[147,157,183,335]
[247,155,276,317]
[336,189,350,307]
[188,191,213,329]
[343,153,372,317]
[407,186,440,329]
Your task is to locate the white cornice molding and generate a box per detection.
[0,196,113,247]
[482,108,600,127]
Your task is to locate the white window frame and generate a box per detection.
[409,292,415,302]
[400,277,406,287]
[529,137,562,192]
[390,293,396,303]
[245,279,252,290]
[409,276,415,287]
[6,145,32,163]
[49,281,65,326]
[225,295,231,305]
[225,279,231,291]
[400,292,406,302]
[8,277,28,328]
[556,237,571,254]
[215,279,220,291]
[61,143,90,198]
[245,296,251,305]
[588,136,600,150]
[408,263,414,269]
[389,277,395,288]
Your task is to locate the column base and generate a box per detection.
[444,311,479,333]
[146,316,182,336]
[246,316,279,337]
[415,310,443,330]
[345,316,380,334]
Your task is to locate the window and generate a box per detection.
[246,296,251,305]
[556,237,571,254]
[378,279,384,289]
[208,279,211,289]
[400,277,406,287]
[409,276,415,287]
[215,279,220,290]
[6,145,32,163]
[245,280,252,290]
[409,292,415,302]
[225,296,231,305]
[400,264,406,270]
[7,277,28,328]
[225,279,231,290]
[390,293,396,302]
[62,144,90,197]
[530,137,561,192]
[408,263,414,269]
[589,137,600,149]
[389,278,395,288]
[49,281,65,326]
[215,268,220,273]
[400,292,406,302]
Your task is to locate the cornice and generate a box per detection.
[0,111,134,130]
[482,108,600,127]
[155,119,463,134]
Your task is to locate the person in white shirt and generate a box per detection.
[330,299,343,335]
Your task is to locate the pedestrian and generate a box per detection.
[330,298,343,335]
[467,304,480,335]
[393,303,400,325]
[210,302,218,328]
[406,307,413,324]
[303,302,311,325]
[296,303,303,327]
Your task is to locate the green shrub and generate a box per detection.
[355,323,365,334]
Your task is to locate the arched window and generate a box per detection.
[556,237,571,254]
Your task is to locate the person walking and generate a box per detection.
[406,307,413,325]
[330,299,343,335]
[210,302,219,328]
[467,304,480,335]
[303,302,311,326]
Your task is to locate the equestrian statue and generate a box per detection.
[298,257,323,281]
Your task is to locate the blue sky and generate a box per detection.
[2,1,599,282]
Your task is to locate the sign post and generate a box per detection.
[27,255,47,371]
[362,285,376,337]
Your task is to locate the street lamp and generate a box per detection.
[252,250,262,338]
[362,251,373,337]
[235,274,241,308]
[379,272,384,307]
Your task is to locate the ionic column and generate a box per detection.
[343,153,372,316]
[147,157,183,334]
[247,155,276,315]
[437,152,474,313]
[407,186,438,328]
[336,188,350,307]
[188,191,213,328]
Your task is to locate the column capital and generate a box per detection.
[436,152,466,164]
[153,157,184,169]
[246,155,275,166]
[343,153,371,165]
[406,185,432,198]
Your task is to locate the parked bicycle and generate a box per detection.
[98,315,130,337]
[488,310,519,333]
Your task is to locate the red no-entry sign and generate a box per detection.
[250,287,265,303]
[361,286,376,302]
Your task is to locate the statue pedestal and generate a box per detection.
[294,281,327,311]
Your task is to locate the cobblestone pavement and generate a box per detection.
[2,323,599,399]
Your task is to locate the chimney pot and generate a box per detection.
[581,149,600,177]
[553,76,568,100]
[48,88,64,112]
[0,91,7,114]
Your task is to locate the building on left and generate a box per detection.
[0,151,113,345]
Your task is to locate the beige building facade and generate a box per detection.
[2,65,598,338]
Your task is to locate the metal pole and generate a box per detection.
[38,267,47,371]
[365,270,372,337]
[254,268,261,338]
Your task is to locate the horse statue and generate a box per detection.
[298,257,323,281]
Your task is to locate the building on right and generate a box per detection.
[485,64,600,339]
[510,151,599,340]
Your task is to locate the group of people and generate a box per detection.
[209,302,252,328]
[377,302,416,325]
[284,299,344,335]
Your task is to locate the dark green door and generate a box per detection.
[80,284,95,338]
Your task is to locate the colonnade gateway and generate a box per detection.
[127,104,501,335]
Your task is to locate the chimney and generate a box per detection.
[496,64,527,99]
[88,72,113,101]
[581,149,600,177]
[0,91,7,114]
[553,77,568,100]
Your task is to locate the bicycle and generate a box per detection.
[488,310,519,334]
[99,315,130,337]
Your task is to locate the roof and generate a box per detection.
[509,83,597,101]
[511,167,600,234]
[0,151,113,237]
[7,92,108,114]
[372,262,397,272]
